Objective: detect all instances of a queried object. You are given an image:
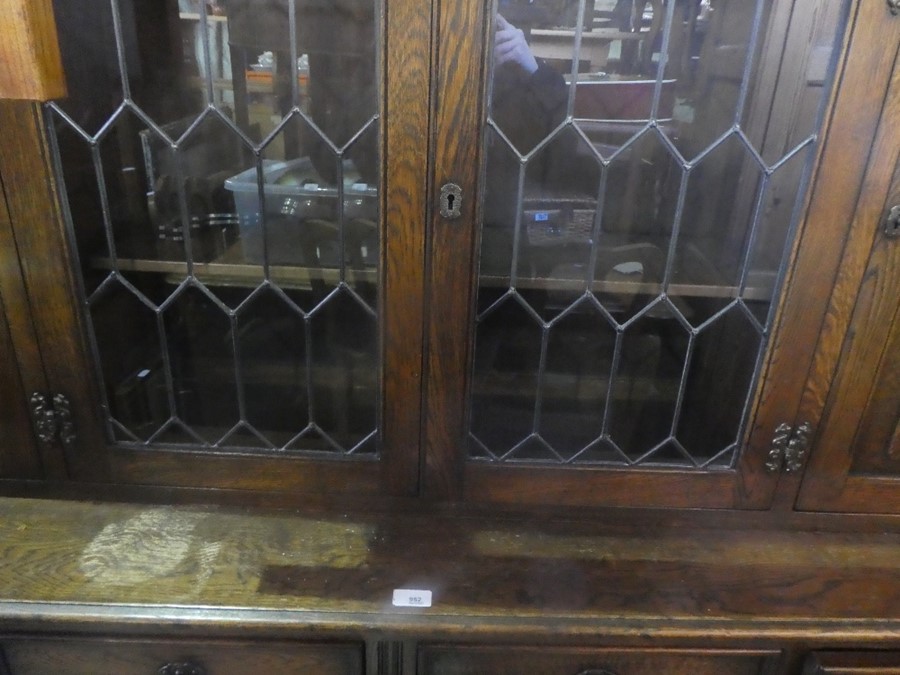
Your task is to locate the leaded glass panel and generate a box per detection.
[47,0,380,456]
[470,0,847,467]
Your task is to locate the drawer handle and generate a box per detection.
[158,663,206,675]
[576,670,618,675]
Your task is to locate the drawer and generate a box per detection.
[0,637,363,675]
[804,651,900,674]
[419,645,781,675]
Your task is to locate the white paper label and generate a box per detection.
[392,589,432,608]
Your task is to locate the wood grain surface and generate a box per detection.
[0,101,94,481]
[419,645,780,675]
[382,0,433,496]
[0,0,66,100]
[2,637,363,675]
[795,48,900,513]
[0,176,43,479]
[421,0,488,499]
[0,496,898,642]
[746,0,900,509]
[804,650,900,674]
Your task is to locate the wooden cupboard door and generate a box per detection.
[795,106,900,513]
[423,0,900,508]
[0,274,42,481]
[0,0,430,500]
[0,175,45,481]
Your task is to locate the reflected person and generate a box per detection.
[490,14,568,156]
[483,15,594,274]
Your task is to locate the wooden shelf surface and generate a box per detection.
[0,497,899,639]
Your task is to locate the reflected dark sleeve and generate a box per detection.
[491,61,568,152]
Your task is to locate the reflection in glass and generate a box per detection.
[470,0,847,467]
[47,0,380,455]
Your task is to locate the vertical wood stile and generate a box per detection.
[382,0,434,495]
[0,0,67,101]
[421,0,488,498]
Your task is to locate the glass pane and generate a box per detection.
[470,0,847,467]
[48,0,380,455]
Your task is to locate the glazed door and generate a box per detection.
[0,0,430,500]
[423,0,900,508]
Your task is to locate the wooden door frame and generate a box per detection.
[0,0,433,502]
[421,0,899,510]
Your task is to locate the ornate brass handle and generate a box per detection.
[28,392,77,451]
[575,670,618,675]
[157,663,206,675]
[29,393,57,446]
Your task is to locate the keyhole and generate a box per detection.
[440,183,462,219]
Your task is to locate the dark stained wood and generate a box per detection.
[804,651,900,674]
[108,447,382,494]
[2,637,364,675]
[794,62,900,513]
[381,0,433,497]
[463,464,743,510]
[0,177,43,479]
[0,0,438,499]
[0,102,87,480]
[420,0,897,513]
[0,497,900,645]
[796,310,900,513]
[0,288,41,480]
[420,0,488,499]
[419,645,780,675]
[262,554,900,619]
[1,2,900,666]
[0,0,896,523]
[0,170,49,449]
[741,0,900,509]
[843,329,900,465]
[0,0,66,101]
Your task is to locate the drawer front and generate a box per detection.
[419,645,781,675]
[804,651,900,674]
[1,637,363,675]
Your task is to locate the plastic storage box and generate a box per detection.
[224,158,377,266]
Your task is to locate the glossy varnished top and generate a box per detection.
[0,497,899,642]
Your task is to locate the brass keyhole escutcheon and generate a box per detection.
[440,183,463,219]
